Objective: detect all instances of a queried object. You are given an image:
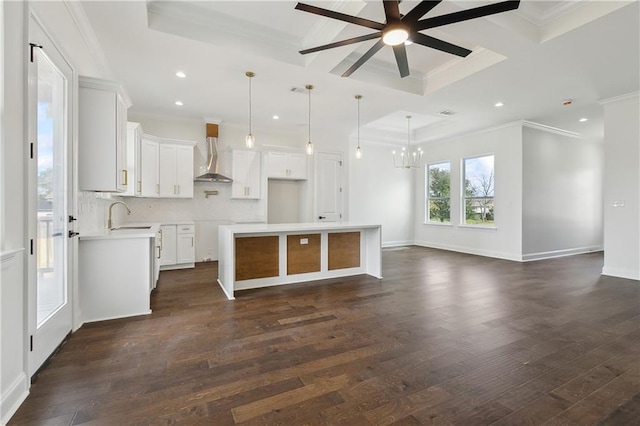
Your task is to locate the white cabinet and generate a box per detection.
[159,225,177,266]
[78,76,131,192]
[159,143,194,198]
[232,150,261,199]
[139,136,159,197]
[176,224,196,265]
[160,223,195,270]
[122,122,142,197]
[267,152,307,180]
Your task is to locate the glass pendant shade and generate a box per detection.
[355,146,362,159]
[306,141,314,155]
[245,133,254,149]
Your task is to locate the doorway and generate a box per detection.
[27,14,75,375]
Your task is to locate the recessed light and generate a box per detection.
[494,102,504,107]
[579,117,588,122]
[176,71,186,78]
[175,101,183,106]
[272,115,279,120]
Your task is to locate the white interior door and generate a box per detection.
[28,15,74,375]
[316,152,343,222]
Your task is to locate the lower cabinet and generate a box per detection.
[160,223,195,270]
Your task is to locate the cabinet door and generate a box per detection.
[177,233,195,264]
[267,152,287,178]
[116,96,128,192]
[287,153,307,180]
[140,139,159,197]
[175,145,194,198]
[159,225,177,266]
[159,144,177,197]
[78,87,119,191]
[123,122,141,197]
[231,151,248,198]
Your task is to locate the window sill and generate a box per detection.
[423,222,453,227]
[458,224,498,230]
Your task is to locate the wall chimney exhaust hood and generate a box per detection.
[194,123,232,183]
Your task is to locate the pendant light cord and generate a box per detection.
[308,86,311,142]
[248,75,252,134]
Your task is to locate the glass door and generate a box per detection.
[28,16,74,375]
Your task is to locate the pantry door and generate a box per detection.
[316,152,343,222]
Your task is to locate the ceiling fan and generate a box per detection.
[295,0,521,78]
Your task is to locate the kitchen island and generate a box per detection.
[217,222,382,299]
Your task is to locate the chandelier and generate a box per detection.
[392,115,422,168]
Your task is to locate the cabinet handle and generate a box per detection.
[191,237,194,247]
[123,169,128,186]
[157,245,161,259]
[137,181,141,193]
[156,184,159,194]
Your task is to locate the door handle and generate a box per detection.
[318,216,326,219]
[68,231,80,238]
[52,232,63,237]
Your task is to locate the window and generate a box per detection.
[426,162,451,223]
[463,155,494,225]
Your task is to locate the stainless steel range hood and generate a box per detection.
[194,124,232,183]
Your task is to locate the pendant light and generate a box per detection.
[392,115,422,168]
[245,71,255,149]
[305,84,314,155]
[355,95,362,159]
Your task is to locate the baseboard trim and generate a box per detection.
[216,279,235,300]
[414,241,521,262]
[382,240,415,248]
[602,266,640,281]
[1,372,29,425]
[522,246,603,262]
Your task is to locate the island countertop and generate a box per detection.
[217,222,382,300]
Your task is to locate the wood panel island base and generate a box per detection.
[217,223,382,299]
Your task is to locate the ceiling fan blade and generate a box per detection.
[412,33,472,57]
[392,44,410,78]
[416,0,520,31]
[342,39,385,77]
[295,3,385,30]
[383,0,402,22]
[300,33,382,55]
[402,1,442,23]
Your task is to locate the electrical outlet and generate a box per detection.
[300,238,308,245]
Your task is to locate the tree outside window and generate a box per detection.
[426,162,451,223]
[463,155,494,225]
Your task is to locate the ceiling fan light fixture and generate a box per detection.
[382,27,409,46]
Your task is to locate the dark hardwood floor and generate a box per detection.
[10,247,640,425]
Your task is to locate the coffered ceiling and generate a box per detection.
[79,0,639,144]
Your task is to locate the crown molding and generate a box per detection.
[63,0,114,80]
[598,91,640,106]
[522,120,583,139]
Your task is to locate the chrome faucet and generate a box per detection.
[107,201,132,229]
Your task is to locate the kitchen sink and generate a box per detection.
[110,226,152,231]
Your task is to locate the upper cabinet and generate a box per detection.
[78,77,132,192]
[232,150,261,199]
[266,151,307,180]
[127,130,195,199]
[123,122,142,197]
[158,142,195,198]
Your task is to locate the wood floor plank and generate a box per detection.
[8,249,640,425]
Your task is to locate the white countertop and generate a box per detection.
[220,222,381,234]
[79,223,161,240]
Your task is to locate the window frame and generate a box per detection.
[461,154,495,227]
[425,161,452,224]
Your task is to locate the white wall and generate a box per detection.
[601,93,639,280]
[348,141,414,247]
[522,124,604,260]
[413,123,524,260]
[1,2,28,423]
